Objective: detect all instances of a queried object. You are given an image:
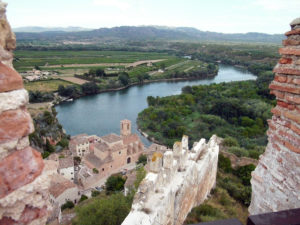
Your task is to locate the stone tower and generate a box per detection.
[121,119,131,136]
[0,1,57,224]
[249,17,300,214]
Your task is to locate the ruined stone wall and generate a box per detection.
[249,18,300,215]
[122,135,219,225]
[0,1,57,224]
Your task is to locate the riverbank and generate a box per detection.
[56,72,217,105]
[55,64,257,146]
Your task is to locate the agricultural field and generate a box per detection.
[24,79,74,92]
[16,50,216,96]
[13,50,174,72]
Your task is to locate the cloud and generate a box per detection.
[253,0,300,11]
[92,0,131,10]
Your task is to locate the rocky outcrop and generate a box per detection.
[122,135,219,225]
[249,18,300,214]
[0,1,57,224]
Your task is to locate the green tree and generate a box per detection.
[218,154,232,173]
[105,175,126,193]
[61,201,74,211]
[118,72,130,86]
[234,164,256,185]
[81,82,100,95]
[45,139,55,153]
[73,193,132,225]
[137,154,147,165]
[79,195,88,203]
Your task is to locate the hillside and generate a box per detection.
[15,26,284,45]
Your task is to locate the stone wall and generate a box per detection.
[249,18,300,214]
[0,1,57,224]
[122,135,219,225]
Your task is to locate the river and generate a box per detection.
[56,64,256,146]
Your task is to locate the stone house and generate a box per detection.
[49,175,79,207]
[58,156,75,181]
[81,119,145,180]
[69,134,90,157]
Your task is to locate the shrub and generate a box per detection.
[73,193,132,225]
[218,154,232,173]
[61,201,74,211]
[228,146,249,157]
[92,190,100,197]
[105,175,126,193]
[223,137,239,147]
[79,195,88,202]
[234,164,256,186]
[93,168,99,174]
[137,154,147,165]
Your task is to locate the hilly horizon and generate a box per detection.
[15,25,284,44]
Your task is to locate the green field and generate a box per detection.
[24,79,74,92]
[14,50,173,71]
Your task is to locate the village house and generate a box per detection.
[69,134,90,157]
[49,175,80,207]
[58,156,75,181]
[70,120,145,185]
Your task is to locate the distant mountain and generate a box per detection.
[15,25,284,44]
[13,26,93,33]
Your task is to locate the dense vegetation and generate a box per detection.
[138,71,275,158]
[73,167,146,225]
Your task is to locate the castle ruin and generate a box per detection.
[122,135,219,225]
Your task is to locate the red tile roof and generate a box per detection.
[49,175,76,198]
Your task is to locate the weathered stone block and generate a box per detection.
[285,29,300,36]
[0,62,23,92]
[0,89,28,114]
[0,108,34,144]
[0,147,44,198]
[283,39,300,46]
[279,47,300,56]
[269,82,300,94]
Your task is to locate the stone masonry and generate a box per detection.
[249,18,300,214]
[0,1,57,224]
[122,135,219,225]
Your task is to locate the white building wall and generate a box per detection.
[76,142,90,157]
[59,167,75,181]
[51,187,80,206]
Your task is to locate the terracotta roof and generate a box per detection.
[84,153,113,168]
[111,143,126,152]
[101,133,122,143]
[58,156,74,169]
[94,142,110,152]
[71,134,88,139]
[49,175,76,198]
[123,134,140,145]
[70,136,89,145]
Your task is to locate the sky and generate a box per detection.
[4,0,300,34]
